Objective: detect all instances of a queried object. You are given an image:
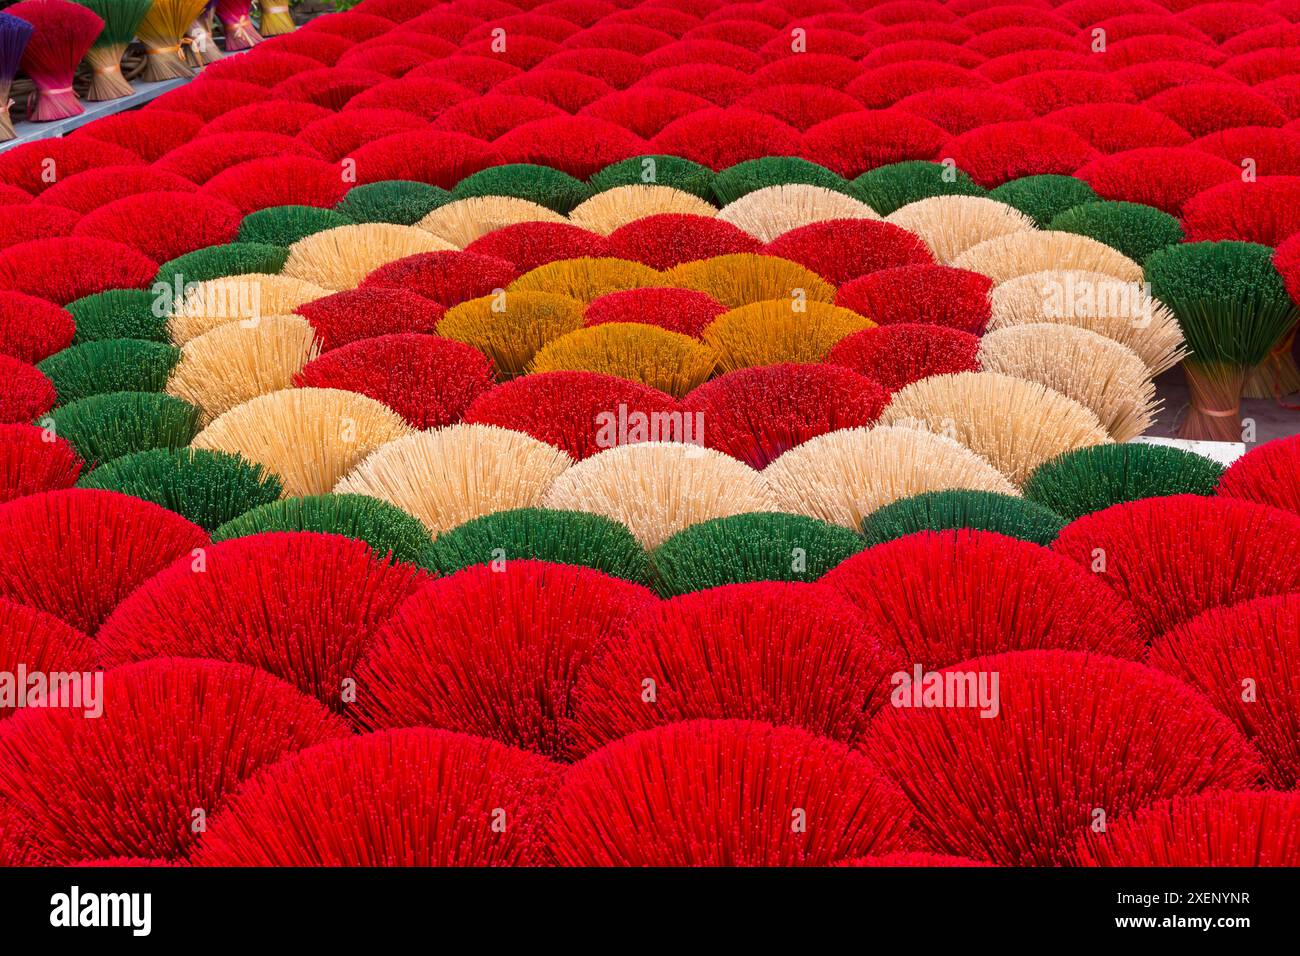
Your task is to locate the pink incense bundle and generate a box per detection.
[217,0,262,51]
[9,0,103,122]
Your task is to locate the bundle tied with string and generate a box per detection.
[9,0,103,121]
[137,0,206,82]
[987,269,1188,377]
[216,0,261,52]
[185,2,222,67]
[1145,241,1299,441]
[256,0,293,37]
[71,0,152,101]
[0,13,34,140]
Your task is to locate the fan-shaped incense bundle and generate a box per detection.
[716,184,880,243]
[978,324,1159,442]
[548,719,913,866]
[437,291,586,378]
[0,201,79,247]
[650,511,866,596]
[1025,442,1225,522]
[859,490,1067,547]
[216,0,261,51]
[335,179,448,225]
[1216,434,1300,517]
[335,424,574,538]
[351,561,656,755]
[508,257,663,302]
[853,160,986,217]
[567,582,894,753]
[76,446,280,533]
[1052,495,1300,636]
[359,250,518,308]
[710,158,855,207]
[168,274,326,345]
[192,388,412,498]
[166,315,321,425]
[682,363,888,469]
[864,651,1262,865]
[1076,791,1300,867]
[764,426,1018,530]
[75,190,242,264]
[451,164,592,216]
[0,236,158,306]
[828,324,982,391]
[885,195,1035,265]
[462,370,681,461]
[529,322,717,397]
[0,488,206,635]
[191,729,559,866]
[1149,594,1300,789]
[158,243,289,296]
[589,155,714,199]
[211,493,433,568]
[542,442,774,550]
[71,0,151,100]
[238,205,353,248]
[1048,200,1183,265]
[824,529,1145,668]
[0,658,345,863]
[424,507,651,584]
[204,157,350,215]
[764,218,934,286]
[0,355,55,424]
[988,174,1100,228]
[0,136,141,195]
[66,290,161,344]
[0,424,83,503]
[464,222,609,277]
[0,14,34,140]
[954,230,1144,284]
[281,224,457,292]
[137,0,207,82]
[37,338,180,405]
[882,371,1112,486]
[45,391,201,468]
[256,0,294,37]
[418,197,568,247]
[0,290,75,363]
[185,2,221,67]
[0,598,96,720]
[702,300,872,372]
[567,185,718,235]
[584,287,724,339]
[988,269,1188,375]
[1145,241,1299,440]
[664,254,836,309]
[97,532,424,711]
[10,0,103,121]
[606,214,760,271]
